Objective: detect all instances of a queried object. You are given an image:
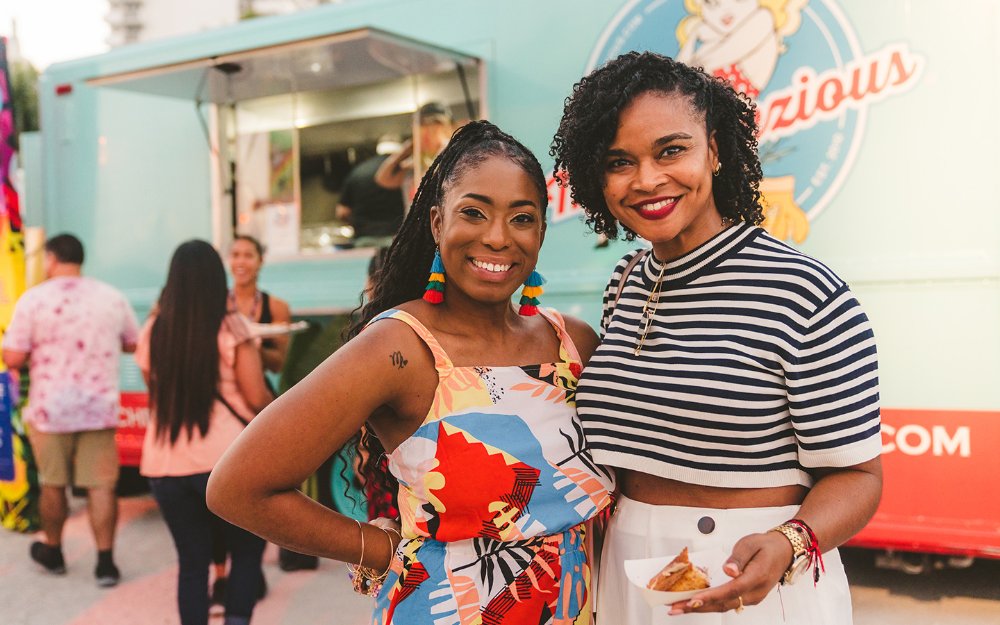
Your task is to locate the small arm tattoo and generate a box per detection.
[390,351,408,369]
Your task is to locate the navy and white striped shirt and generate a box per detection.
[576,223,881,488]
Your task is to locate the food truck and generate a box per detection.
[20,0,1000,564]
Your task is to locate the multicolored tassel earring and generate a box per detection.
[518,270,546,316]
[423,248,445,304]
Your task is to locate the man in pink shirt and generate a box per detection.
[2,234,139,587]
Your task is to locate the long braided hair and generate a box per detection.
[550,51,763,240]
[345,120,548,515]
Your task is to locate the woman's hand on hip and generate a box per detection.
[668,531,792,615]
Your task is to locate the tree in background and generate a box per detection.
[9,60,38,138]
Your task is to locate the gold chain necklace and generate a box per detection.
[635,260,667,356]
[634,220,733,355]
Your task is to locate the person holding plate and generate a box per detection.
[550,51,882,623]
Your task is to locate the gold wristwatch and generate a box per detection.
[770,522,810,585]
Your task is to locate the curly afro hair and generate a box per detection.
[550,51,764,240]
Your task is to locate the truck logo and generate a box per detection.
[573,0,923,242]
[119,404,150,429]
[881,424,971,457]
[118,393,150,430]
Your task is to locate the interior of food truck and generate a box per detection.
[88,28,482,259]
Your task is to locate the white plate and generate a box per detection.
[623,549,728,607]
[248,320,310,337]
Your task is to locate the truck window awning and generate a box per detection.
[86,28,479,103]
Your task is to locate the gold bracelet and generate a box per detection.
[378,527,394,577]
[770,521,811,585]
[355,519,365,567]
[382,526,402,543]
[347,520,391,597]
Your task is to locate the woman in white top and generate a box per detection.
[550,52,882,623]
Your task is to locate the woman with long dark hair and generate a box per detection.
[208,121,614,624]
[551,52,881,623]
[135,240,274,625]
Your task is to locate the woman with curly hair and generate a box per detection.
[208,120,613,624]
[551,51,881,623]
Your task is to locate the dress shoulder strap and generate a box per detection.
[537,308,582,364]
[365,309,453,376]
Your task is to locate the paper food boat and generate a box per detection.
[623,549,728,607]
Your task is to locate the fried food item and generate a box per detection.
[646,548,710,591]
[665,562,711,591]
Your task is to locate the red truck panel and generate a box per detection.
[849,408,1000,558]
[115,392,149,468]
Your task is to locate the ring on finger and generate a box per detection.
[735,595,745,614]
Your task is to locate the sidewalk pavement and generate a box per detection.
[0,494,374,625]
[6,493,998,625]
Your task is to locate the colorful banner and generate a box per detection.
[0,371,11,480]
[0,36,25,332]
[0,37,36,532]
[0,369,36,532]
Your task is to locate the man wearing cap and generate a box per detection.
[336,134,407,247]
[373,101,454,204]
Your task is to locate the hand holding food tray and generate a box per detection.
[624,547,728,606]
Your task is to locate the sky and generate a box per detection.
[0,0,109,69]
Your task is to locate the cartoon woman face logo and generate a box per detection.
[700,0,760,34]
[677,0,805,98]
[677,0,811,243]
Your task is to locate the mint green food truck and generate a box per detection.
[22,0,1000,563]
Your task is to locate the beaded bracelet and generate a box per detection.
[788,518,825,585]
[347,519,394,597]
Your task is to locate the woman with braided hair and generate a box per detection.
[551,52,881,623]
[208,120,613,624]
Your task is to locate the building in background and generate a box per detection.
[106,0,337,47]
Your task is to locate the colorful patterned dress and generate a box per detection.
[370,308,614,625]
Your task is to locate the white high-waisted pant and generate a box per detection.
[597,495,854,624]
